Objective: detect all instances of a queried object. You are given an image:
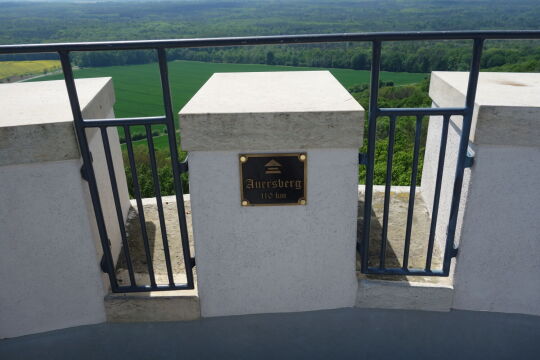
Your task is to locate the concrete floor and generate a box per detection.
[115,187,445,288]
[2,308,539,359]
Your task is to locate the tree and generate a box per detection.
[266,51,275,65]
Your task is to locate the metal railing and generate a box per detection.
[1,30,539,290]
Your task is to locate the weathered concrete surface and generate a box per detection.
[182,71,363,317]
[0,161,107,339]
[180,71,364,151]
[108,196,199,322]
[358,186,445,277]
[356,185,452,311]
[421,109,469,258]
[429,72,540,317]
[189,149,359,317]
[105,290,200,322]
[115,195,196,287]
[452,145,540,316]
[356,277,453,311]
[429,72,540,146]
[0,78,115,165]
[0,79,120,339]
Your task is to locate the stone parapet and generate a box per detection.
[180,71,364,317]
[0,78,115,166]
[429,71,540,147]
[425,71,540,316]
[0,78,127,338]
[180,71,363,150]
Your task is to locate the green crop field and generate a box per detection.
[31,60,426,149]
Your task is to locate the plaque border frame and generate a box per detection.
[239,152,307,207]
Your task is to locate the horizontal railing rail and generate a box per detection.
[2,30,539,289]
[1,30,540,53]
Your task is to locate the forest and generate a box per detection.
[1,0,540,73]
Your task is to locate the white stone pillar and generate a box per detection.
[0,78,129,338]
[180,71,364,317]
[426,71,540,316]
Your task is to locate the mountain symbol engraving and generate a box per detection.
[265,159,282,174]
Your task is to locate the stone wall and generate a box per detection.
[0,78,129,338]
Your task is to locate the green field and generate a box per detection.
[31,60,426,149]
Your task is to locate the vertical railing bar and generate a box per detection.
[360,40,382,273]
[100,126,137,287]
[124,125,157,287]
[157,48,194,288]
[379,115,397,269]
[145,124,176,286]
[402,115,423,270]
[58,51,119,291]
[443,38,485,275]
[425,114,450,271]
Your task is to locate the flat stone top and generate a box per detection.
[430,71,540,147]
[0,77,112,128]
[179,71,364,150]
[432,71,540,107]
[0,77,115,166]
[180,71,363,114]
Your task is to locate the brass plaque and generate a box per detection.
[240,153,307,206]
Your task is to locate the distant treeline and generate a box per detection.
[67,43,540,73]
[1,0,539,72]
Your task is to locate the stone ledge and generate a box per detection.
[179,71,364,151]
[356,276,454,312]
[0,77,115,166]
[429,71,540,147]
[105,290,200,322]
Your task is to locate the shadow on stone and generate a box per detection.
[357,198,406,281]
[356,187,444,283]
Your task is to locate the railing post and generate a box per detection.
[360,40,381,272]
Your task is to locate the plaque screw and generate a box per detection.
[299,199,306,205]
[241,200,248,206]
[240,156,247,163]
[299,154,306,161]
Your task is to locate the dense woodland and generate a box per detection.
[1,0,540,72]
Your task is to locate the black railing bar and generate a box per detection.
[83,116,167,127]
[145,125,176,287]
[402,116,423,270]
[425,114,451,271]
[58,51,120,291]
[100,126,137,287]
[360,40,381,272]
[379,115,397,269]
[2,30,540,54]
[378,107,466,117]
[443,39,485,275]
[117,283,191,293]
[124,125,157,287]
[157,48,195,289]
[365,267,446,277]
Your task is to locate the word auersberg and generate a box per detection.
[245,179,304,190]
